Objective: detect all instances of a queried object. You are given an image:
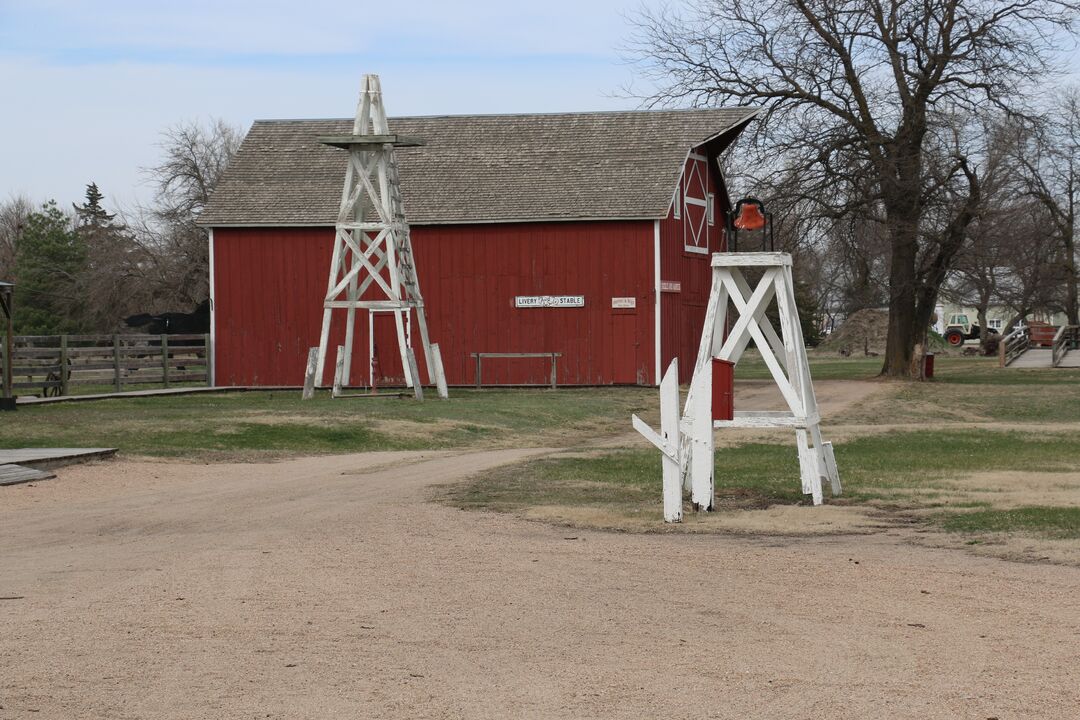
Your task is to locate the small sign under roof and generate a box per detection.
[515,295,584,308]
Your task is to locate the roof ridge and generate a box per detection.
[251,107,758,125]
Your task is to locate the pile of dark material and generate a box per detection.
[820,309,890,355]
[125,299,210,334]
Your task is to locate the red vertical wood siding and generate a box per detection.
[213,227,331,387]
[659,150,727,383]
[213,221,657,387]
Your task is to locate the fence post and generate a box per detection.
[204,333,211,386]
[113,334,122,392]
[162,334,170,388]
[60,335,69,396]
[302,347,319,400]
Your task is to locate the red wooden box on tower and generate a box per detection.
[200,108,758,387]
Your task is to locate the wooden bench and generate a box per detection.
[470,352,562,389]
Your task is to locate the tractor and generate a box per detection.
[942,313,999,347]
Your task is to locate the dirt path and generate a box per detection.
[3,450,1080,719]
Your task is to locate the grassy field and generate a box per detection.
[7,352,1080,556]
[740,350,1080,385]
[444,353,1080,552]
[1,388,653,460]
[445,430,1080,527]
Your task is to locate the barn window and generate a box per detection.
[706,193,715,226]
[673,184,681,219]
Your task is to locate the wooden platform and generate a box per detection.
[0,448,117,469]
[0,464,56,486]
[1008,348,1054,368]
[1006,347,1080,369]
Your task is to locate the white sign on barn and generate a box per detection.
[515,295,585,308]
[611,297,636,309]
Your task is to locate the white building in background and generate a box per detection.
[936,265,1069,335]
[934,303,1067,335]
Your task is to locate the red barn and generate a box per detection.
[199,108,757,387]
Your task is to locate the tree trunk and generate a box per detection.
[881,213,919,377]
[977,304,990,351]
[909,276,943,379]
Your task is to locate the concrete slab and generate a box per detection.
[0,448,117,469]
[0,464,56,486]
[16,386,298,405]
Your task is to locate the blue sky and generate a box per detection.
[0,0,661,209]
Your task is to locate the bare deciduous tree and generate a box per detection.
[146,118,243,223]
[1007,87,1080,325]
[0,194,34,280]
[135,118,243,309]
[628,0,1079,378]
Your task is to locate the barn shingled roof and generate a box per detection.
[199,108,758,227]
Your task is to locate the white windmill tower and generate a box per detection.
[303,74,447,400]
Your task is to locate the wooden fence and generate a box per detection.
[0,333,209,397]
[1052,325,1080,368]
[999,326,1030,367]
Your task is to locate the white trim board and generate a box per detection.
[208,228,216,387]
[654,220,661,385]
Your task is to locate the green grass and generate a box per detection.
[448,430,1080,535]
[834,430,1080,496]
[451,453,667,514]
[734,351,1080,386]
[888,382,1080,424]
[939,507,1080,539]
[1,388,654,459]
[449,443,810,516]
[931,360,1080,386]
[736,352,1080,427]
[736,354,884,380]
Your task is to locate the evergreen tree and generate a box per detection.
[13,201,85,334]
[72,183,151,331]
[73,182,115,227]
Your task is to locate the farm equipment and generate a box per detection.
[942,313,998,347]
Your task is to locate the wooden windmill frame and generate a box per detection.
[634,252,840,522]
[308,74,447,400]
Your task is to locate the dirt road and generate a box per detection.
[2,449,1079,718]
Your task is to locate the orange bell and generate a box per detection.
[733,200,767,231]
